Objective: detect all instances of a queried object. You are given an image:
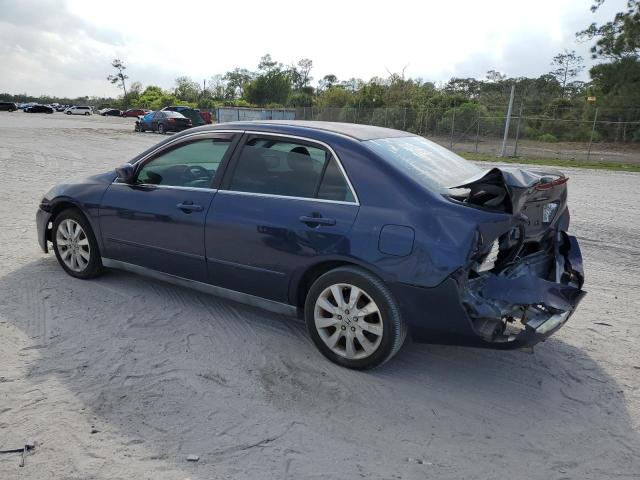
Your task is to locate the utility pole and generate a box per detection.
[587,107,599,161]
[500,84,515,157]
[513,99,524,157]
[449,106,456,149]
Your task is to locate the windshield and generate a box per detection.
[364,136,482,193]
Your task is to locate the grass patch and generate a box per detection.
[460,152,640,173]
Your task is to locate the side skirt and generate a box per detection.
[101,257,299,317]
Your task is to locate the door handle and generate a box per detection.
[299,215,336,227]
[177,202,203,213]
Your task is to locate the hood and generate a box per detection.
[42,171,115,201]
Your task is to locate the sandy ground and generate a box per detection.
[0,112,639,480]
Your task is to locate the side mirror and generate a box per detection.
[115,163,135,184]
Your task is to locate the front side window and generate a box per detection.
[225,136,356,202]
[137,137,232,188]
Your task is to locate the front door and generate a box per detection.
[205,134,359,302]
[100,133,238,282]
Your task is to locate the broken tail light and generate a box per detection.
[535,176,569,190]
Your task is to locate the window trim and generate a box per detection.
[220,131,359,206]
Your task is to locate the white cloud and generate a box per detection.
[0,0,622,97]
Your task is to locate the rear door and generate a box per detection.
[205,133,359,303]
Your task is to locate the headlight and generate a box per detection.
[542,202,559,223]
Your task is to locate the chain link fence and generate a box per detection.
[290,106,640,164]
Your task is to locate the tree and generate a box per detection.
[243,70,292,105]
[317,87,353,108]
[107,59,129,105]
[257,54,280,73]
[486,70,507,82]
[577,0,640,58]
[174,76,201,103]
[318,74,338,91]
[223,68,254,98]
[290,58,313,90]
[550,50,585,96]
[207,74,227,100]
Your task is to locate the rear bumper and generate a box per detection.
[394,232,585,349]
[36,207,52,253]
[167,124,191,132]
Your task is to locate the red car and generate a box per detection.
[122,109,148,118]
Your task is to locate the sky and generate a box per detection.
[0,0,624,98]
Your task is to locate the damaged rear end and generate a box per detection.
[451,167,586,348]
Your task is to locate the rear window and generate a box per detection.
[364,136,482,193]
[164,111,185,118]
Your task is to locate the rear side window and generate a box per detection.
[317,157,355,202]
[227,137,356,202]
[227,138,326,198]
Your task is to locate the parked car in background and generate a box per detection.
[56,105,69,112]
[65,106,92,116]
[163,106,210,125]
[18,102,36,110]
[135,110,191,134]
[36,121,585,369]
[163,106,205,127]
[101,108,122,117]
[0,102,18,112]
[122,108,148,118]
[25,104,55,113]
[199,111,212,124]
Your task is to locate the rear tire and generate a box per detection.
[304,266,407,369]
[52,209,103,279]
[66,111,71,115]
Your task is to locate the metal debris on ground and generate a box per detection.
[0,440,35,467]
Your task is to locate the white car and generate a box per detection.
[65,106,93,116]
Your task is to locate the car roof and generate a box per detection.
[203,120,416,141]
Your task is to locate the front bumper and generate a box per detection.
[36,207,52,253]
[393,232,585,349]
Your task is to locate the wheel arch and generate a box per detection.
[47,200,98,248]
[290,258,389,313]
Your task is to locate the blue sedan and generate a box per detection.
[36,121,585,369]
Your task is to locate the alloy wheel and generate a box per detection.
[56,219,91,272]
[314,283,383,360]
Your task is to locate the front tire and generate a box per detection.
[52,209,103,279]
[304,266,407,369]
[157,123,165,134]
